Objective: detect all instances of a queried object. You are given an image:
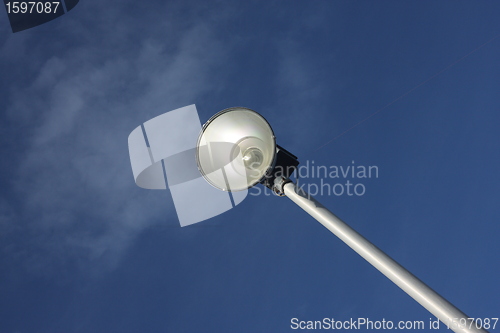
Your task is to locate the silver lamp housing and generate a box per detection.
[196,107,277,191]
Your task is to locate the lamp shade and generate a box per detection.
[196,107,276,191]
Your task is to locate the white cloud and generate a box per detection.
[1,1,228,277]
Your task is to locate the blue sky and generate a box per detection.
[1,1,499,332]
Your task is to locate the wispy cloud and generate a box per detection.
[1,1,229,277]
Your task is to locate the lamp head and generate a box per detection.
[196,107,277,191]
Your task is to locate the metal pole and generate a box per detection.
[283,181,487,333]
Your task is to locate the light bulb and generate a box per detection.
[243,147,263,170]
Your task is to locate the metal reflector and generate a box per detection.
[196,107,276,191]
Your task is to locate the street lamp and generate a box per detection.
[196,107,488,333]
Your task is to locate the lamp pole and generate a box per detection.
[282,181,488,333]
